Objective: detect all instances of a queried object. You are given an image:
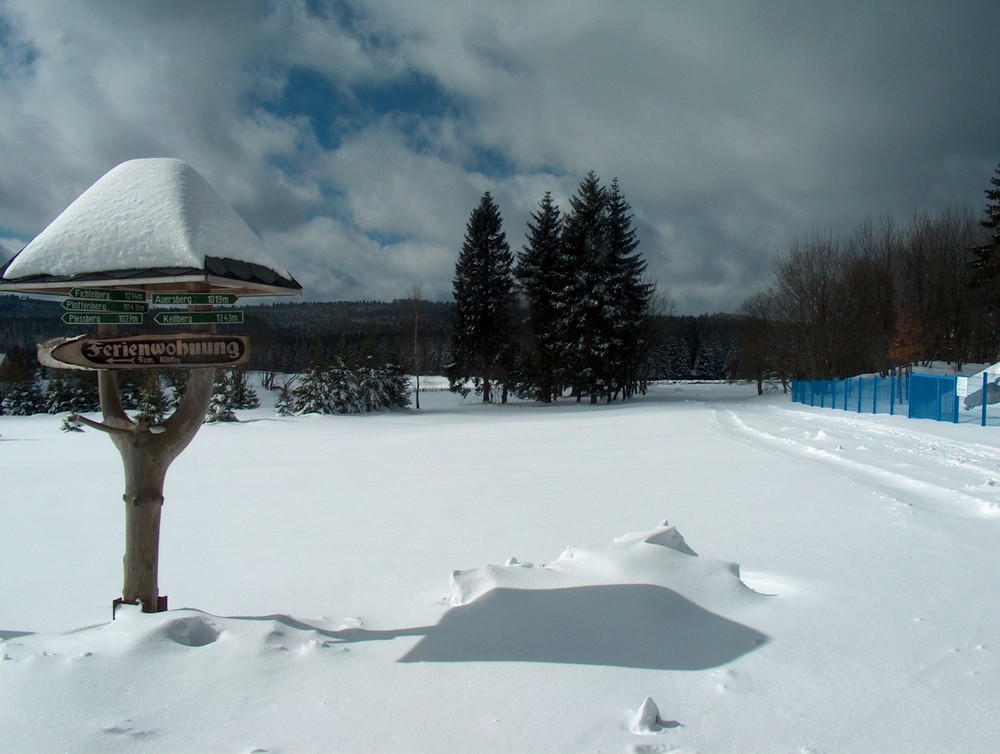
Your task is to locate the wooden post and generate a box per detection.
[81,323,215,613]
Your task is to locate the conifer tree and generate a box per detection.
[0,347,43,415]
[60,414,85,432]
[0,371,46,415]
[516,191,567,402]
[556,173,652,402]
[134,372,169,424]
[274,378,296,416]
[205,372,239,423]
[970,162,1000,330]
[971,162,1000,276]
[46,370,100,414]
[603,177,653,398]
[659,337,692,380]
[449,191,515,402]
[560,171,610,402]
[281,357,338,415]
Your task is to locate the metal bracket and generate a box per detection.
[112,595,168,619]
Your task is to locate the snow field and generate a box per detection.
[2,381,1000,752]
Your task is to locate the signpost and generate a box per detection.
[40,333,250,370]
[0,156,303,619]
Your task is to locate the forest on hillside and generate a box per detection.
[0,295,744,383]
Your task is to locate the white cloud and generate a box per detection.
[0,0,997,312]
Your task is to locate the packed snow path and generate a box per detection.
[2,382,999,753]
[716,400,1000,518]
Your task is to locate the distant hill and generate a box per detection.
[0,296,454,373]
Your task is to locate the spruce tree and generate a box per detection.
[652,336,692,380]
[46,370,100,414]
[971,162,1000,326]
[60,414,85,432]
[971,163,1000,275]
[557,172,652,402]
[560,171,612,402]
[516,191,567,402]
[134,372,169,424]
[603,178,653,398]
[274,379,296,416]
[0,371,46,415]
[205,372,239,423]
[284,357,338,415]
[449,191,515,402]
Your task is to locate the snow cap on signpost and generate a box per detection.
[0,158,301,298]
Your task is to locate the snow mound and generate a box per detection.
[630,696,665,734]
[4,158,286,279]
[447,520,748,609]
[401,522,768,669]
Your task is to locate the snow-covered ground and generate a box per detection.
[2,380,1000,753]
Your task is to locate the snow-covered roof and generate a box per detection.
[0,159,300,297]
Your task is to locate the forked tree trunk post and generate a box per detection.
[80,362,215,613]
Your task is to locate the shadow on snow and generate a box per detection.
[230,583,768,671]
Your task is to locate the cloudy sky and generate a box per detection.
[0,0,997,313]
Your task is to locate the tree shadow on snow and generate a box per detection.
[396,584,768,670]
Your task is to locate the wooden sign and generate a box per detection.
[39,333,251,370]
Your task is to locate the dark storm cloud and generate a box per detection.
[0,0,996,312]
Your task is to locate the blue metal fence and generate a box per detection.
[793,370,1000,426]
[792,365,1000,427]
[791,375,906,416]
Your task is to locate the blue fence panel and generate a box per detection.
[907,374,958,423]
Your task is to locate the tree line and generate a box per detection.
[449,172,655,403]
[2,297,747,383]
[738,162,1000,389]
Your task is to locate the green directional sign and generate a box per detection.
[153,311,244,326]
[69,287,146,303]
[62,299,148,313]
[62,312,145,326]
[151,293,239,306]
